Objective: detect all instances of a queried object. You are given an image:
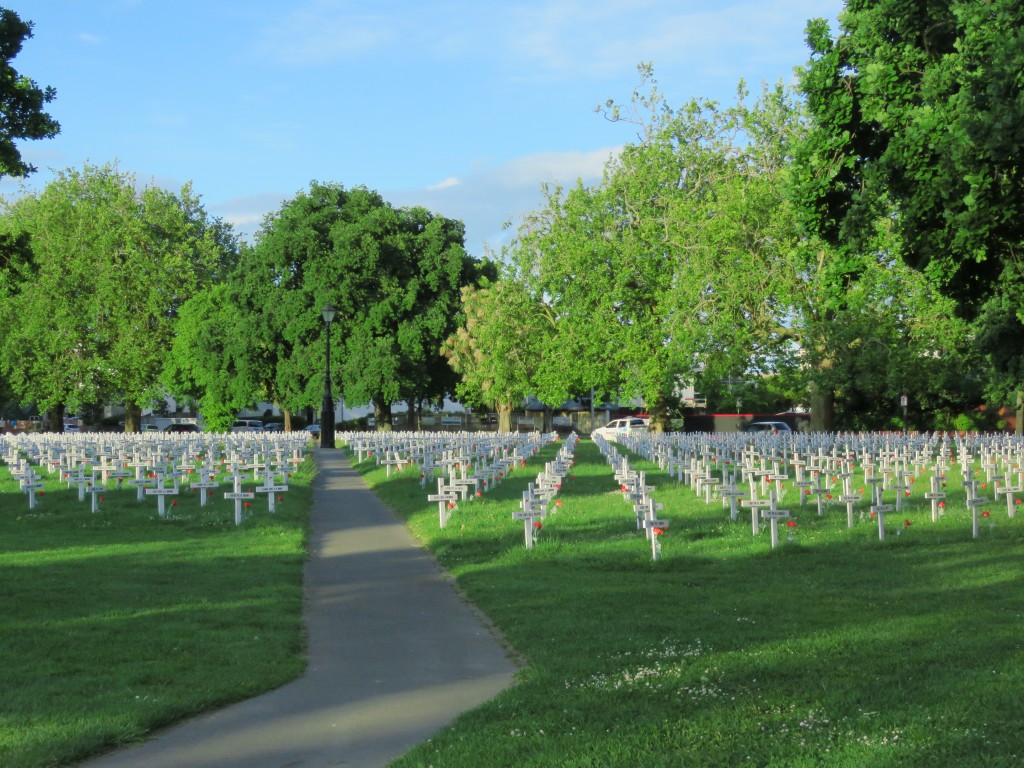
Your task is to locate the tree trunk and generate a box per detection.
[808,382,834,432]
[373,400,393,432]
[497,401,513,433]
[124,403,143,433]
[45,404,65,433]
[283,408,292,432]
[650,393,670,434]
[542,405,553,433]
[1016,390,1022,436]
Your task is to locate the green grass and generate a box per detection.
[0,451,315,768]
[4,436,1023,767]
[359,439,1024,768]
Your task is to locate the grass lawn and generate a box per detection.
[359,438,1024,768]
[0,449,314,768]
[4,435,1023,767]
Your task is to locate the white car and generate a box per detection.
[743,421,793,433]
[592,417,650,442]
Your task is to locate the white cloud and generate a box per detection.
[211,147,617,255]
[391,146,619,257]
[253,1,396,66]
[209,192,291,242]
[427,177,460,191]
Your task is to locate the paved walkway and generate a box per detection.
[83,449,519,768]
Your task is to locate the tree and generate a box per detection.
[793,1,1024,317]
[0,163,237,430]
[508,73,806,431]
[162,283,260,432]
[0,8,59,178]
[247,182,488,430]
[443,278,551,433]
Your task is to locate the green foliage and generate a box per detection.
[162,282,259,432]
[507,74,807,428]
[794,0,1024,318]
[247,182,489,426]
[0,163,237,424]
[0,8,59,178]
[443,277,552,431]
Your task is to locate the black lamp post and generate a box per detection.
[320,304,337,449]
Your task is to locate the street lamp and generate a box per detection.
[320,304,337,449]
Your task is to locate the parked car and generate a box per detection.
[743,421,792,433]
[591,417,650,442]
[165,423,200,433]
[305,424,321,436]
[231,419,264,432]
[263,422,284,432]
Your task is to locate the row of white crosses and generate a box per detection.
[514,434,578,548]
[616,430,1024,546]
[1,432,307,524]
[337,430,560,529]
[593,434,669,560]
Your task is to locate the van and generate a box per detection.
[231,419,263,432]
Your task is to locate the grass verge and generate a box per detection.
[360,439,1024,768]
[0,453,315,768]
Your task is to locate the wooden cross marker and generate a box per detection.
[760,492,790,550]
[870,501,893,541]
[427,477,459,528]
[224,475,255,526]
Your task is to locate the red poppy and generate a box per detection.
[826,494,833,500]
[652,527,665,536]
[172,500,178,507]
[904,519,911,527]
[869,511,877,519]
[447,501,455,509]
[278,496,284,502]
[621,484,628,492]
[99,496,105,502]
[939,501,946,509]
[244,502,251,508]
[982,510,991,518]
[555,500,562,507]
[534,521,542,530]
[786,520,797,528]
[476,491,482,498]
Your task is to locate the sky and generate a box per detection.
[4,0,844,258]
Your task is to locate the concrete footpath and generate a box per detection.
[83,448,519,768]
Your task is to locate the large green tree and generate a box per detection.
[162,282,260,432]
[0,163,237,430]
[443,278,552,433]
[793,1,1024,424]
[508,75,807,431]
[246,182,488,430]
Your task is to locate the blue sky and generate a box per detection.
[4,0,843,258]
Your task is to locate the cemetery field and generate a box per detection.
[0,451,315,768]
[360,438,1024,768]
